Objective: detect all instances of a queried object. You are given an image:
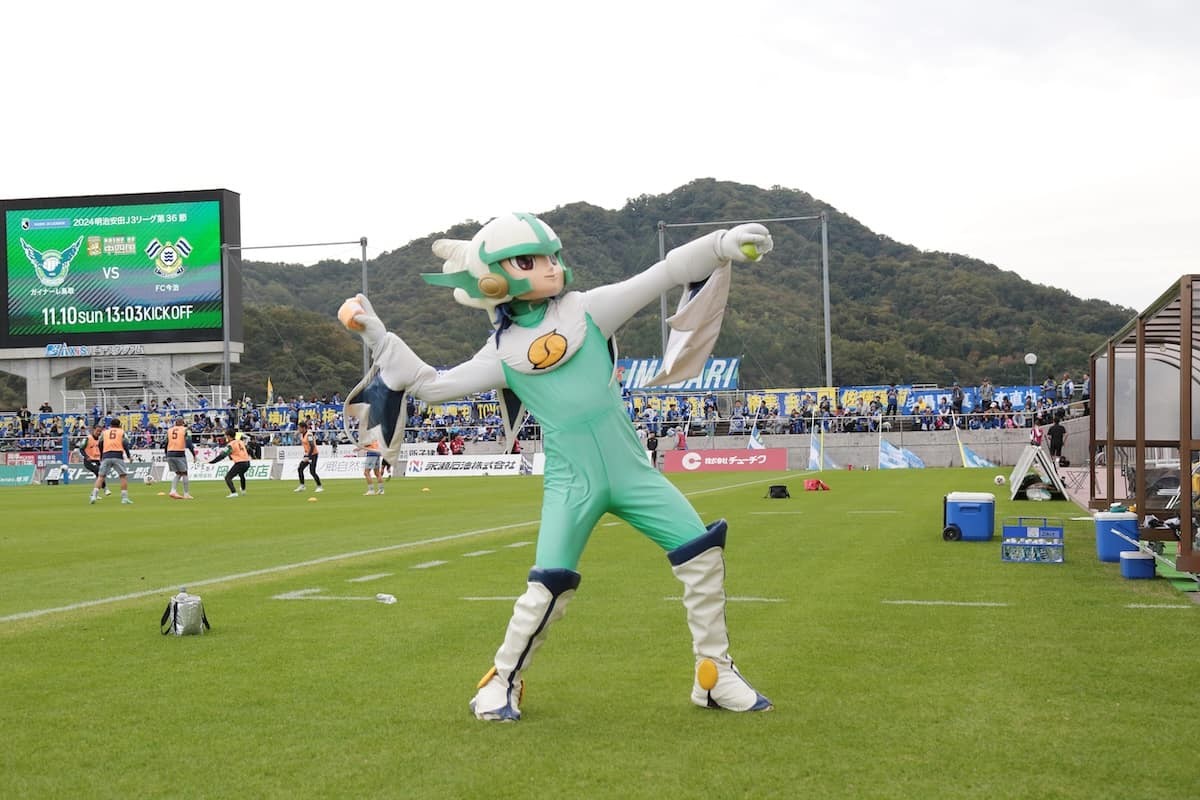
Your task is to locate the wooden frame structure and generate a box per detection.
[1088,275,1200,572]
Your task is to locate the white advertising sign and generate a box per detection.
[280,457,379,479]
[404,454,522,477]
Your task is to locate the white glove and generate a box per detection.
[338,292,387,354]
[714,223,773,263]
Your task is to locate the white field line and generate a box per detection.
[411,560,449,569]
[882,599,1009,607]
[462,550,494,557]
[1125,603,1195,609]
[0,521,536,624]
[1,475,794,625]
[504,541,533,548]
[347,573,393,583]
[663,596,785,603]
[273,588,376,602]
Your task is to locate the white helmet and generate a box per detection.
[422,213,572,312]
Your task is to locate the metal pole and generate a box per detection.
[360,236,369,373]
[220,244,231,395]
[657,221,667,356]
[820,211,832,387]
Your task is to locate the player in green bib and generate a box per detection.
[340,213,773,721]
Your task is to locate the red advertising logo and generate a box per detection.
[661,448,787,472]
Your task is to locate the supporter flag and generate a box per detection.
[807,427,838,470]
[747,422,765,450]
[878,438,925,469]
[266,376,274,404]
[954,427,996,468]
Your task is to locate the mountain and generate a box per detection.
[224,179,1132,400]
[0,180,1134,408]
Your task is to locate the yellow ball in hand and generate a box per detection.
[740,242,760,261]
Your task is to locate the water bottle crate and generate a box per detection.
[1001,516,1065,563]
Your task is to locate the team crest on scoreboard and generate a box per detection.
[146,237,192,277]
[20,236,83,288]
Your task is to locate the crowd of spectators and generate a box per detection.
[0,373,1090,453]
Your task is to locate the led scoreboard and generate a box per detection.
[1,189,241,348]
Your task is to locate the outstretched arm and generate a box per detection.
[582,224,772,337]
[339,294,505,401]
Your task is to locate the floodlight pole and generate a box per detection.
[220,237,370,398]
[656,214,831,386]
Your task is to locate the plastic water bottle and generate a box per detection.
[376,593,397,605]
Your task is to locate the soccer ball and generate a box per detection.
[143,475,157,485]
[993,474,1006,486]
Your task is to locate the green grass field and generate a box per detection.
[2,468,1197,799]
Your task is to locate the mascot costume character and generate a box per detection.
[339,212,773,721]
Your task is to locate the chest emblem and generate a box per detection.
[527,330,568,370]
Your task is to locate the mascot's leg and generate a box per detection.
[668,520,772,712]
[470,567,581,722]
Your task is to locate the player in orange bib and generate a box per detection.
[90,418,133,505]
[78,423,109,498]
[294,421,324,494]
[164,418,197,499]
[209,428,252,498]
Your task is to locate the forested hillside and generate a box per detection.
[0,179,1134,407]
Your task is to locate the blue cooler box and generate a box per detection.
[943,492,996,541]
[1093,511,1139,563]
[1119,550,1156,579]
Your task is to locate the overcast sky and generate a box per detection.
[6,0,1196,312]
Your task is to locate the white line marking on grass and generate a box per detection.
[3,476,783,625]
[602,521,623,527]
[462,550,494,557]
[664,596,785,603]
[1126,603,1195,609]
[347,573,393,583]
[275,588,324,599]
[462,596,520,601]
[0,520,537,624]
[412,560,449,569]
[274,589,380,602]
[504,541,533,548]
[882,599,1009,607]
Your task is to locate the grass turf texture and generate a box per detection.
[2,469,1198,799]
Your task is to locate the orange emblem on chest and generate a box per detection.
[527,330,568,370]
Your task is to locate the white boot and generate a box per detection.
[669,520,772,712]
[469,568,580,722]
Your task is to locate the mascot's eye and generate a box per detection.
[508,255,536,271]
[549,253,560,266]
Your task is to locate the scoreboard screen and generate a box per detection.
[1,189,241,348]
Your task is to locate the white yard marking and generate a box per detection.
[664,596,785,603]
[462,550,494,557]
[504,541,533,548]
[1125,603,1195,609]
[882,599,1009,607]
[3,476,786,625]
[347,573,393,583]
[411,560,449,569]
[273,588,377,602]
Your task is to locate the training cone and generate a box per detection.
[307,497,318,502]
[156,491,166,496]
[421,487,430,492]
